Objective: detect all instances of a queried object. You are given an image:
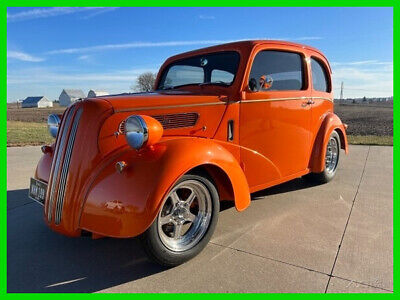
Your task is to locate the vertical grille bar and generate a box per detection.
[54,108,82,225]
[47,106,76,222]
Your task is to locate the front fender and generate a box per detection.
[309,113,348,173]
[79,137,250,238]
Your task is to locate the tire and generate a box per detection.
[140,174,219,267]
[304,131,341,184]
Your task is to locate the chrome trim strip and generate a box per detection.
[243,97,307,103]
[47,106,76,222]
[242,96,333,104]
[115,101,225,113]
[311,96,333,102]
[55,108,82,225]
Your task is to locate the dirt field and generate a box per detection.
[7,103,65,123]
[7,102,393,146]
[334,103,393,136]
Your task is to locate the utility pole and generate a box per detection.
[340,81,344,100]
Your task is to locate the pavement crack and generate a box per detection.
[209,241,330,277]
[331,275,393,293]
[7,200,35,211]
[324,146,371,293]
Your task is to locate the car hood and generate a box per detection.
[97,90,227,113]
[94,91,229,143]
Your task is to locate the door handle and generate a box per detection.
[302,99,315,107]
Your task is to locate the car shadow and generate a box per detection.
[8,178,320,292]
[220,177,321,212]
[251,177,321,200]
[7,189,167,293]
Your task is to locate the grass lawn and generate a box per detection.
[7,121,54,147]
[7,121,393,147]
[347,135,393,146]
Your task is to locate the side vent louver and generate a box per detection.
[152,112,199,129]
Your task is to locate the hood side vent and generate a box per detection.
[152,112,199,130]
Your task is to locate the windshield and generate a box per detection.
[157,51,240,90]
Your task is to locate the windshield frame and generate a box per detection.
[156,50,241,91]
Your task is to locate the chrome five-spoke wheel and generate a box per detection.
[157,180,212,252]
[141,174,219,266]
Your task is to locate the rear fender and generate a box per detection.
[309,113,348,173]
[79,137,250,238]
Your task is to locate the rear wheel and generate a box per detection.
[304,131,341,184]
[140,174,219,266]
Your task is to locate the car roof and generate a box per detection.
[164,40,331,71]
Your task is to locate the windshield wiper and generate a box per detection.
[198,81,230,87]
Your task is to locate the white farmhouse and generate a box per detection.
[59,89,85,107]
[21,96,53,108]
[88,90,109,98]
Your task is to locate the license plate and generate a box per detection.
[29,178,47,205]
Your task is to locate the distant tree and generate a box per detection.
[362,96,367,102]
[133,72,157,92]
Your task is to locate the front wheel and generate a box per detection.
[304,131,341,184]
[140,174,219,267]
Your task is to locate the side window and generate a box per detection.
[211,69,234,83]
[249,50,305,91]
[311,58,330,92]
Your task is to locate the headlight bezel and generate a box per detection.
[47,114,61,138]
[124,115,149,150]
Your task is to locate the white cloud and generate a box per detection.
[46,37,323,55]
[331,60,393,66]
[332,61,393,98]
[7,7,117,22]
[198,15,216,20]
[7,50,44,62]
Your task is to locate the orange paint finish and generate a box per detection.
[309,113,348,173]
[80,138,250,237]
[140,115,163,146]
[33,40,347,239]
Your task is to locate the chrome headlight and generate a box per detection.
[124,115,148,150]
[47,114,61,138]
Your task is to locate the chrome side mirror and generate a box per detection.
[47,114,61,138]
[259,75,273,90]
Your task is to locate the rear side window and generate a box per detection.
[249,50,305,91]
[311,58,330,92]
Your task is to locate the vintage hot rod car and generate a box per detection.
[30,40,348,266]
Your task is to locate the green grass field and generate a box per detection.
[347,135,393,146]
[7,121,54,147]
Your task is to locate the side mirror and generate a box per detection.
[248,78,259,92]
[259,75,273,90]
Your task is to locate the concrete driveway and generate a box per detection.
[7,145,393,293]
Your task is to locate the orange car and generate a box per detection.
[30,40,348,266]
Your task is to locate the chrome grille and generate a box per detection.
[54,108,82,224]
[152,112,199,129]
[46,105,82,223]
[47,106,75,222]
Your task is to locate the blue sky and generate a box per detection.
[7,7,393,102]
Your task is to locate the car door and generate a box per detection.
[239,47,312,189]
